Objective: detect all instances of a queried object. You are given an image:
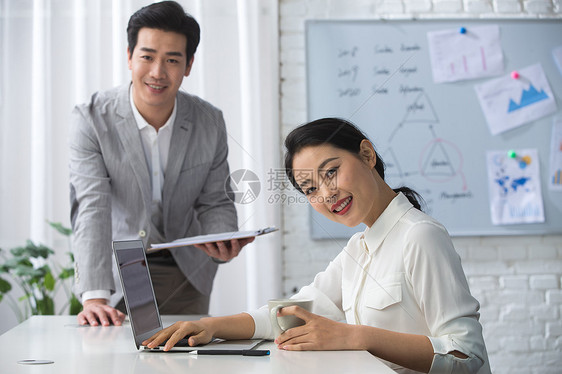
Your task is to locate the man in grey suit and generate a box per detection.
[69,1,253,326]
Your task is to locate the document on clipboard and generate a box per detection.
[148,226,278,252]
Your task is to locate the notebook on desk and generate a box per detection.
[112,239,263,352]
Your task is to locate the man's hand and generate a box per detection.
[77,298,126,327]
[194,237,255,262]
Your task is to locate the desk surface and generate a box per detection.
[0,315,395,373]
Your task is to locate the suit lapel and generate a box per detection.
[162,95,192,225]
[114,85,152,208]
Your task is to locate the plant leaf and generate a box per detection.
[1,222,77,319]
[11,241,54,259]
[14,266,43,279]
[47,221,73,236]
[59,267,74,280]
[37,296,55,315]
[44,271,55,291]
[0,277,12,293]
[69,295,82,315]
[4,256,33,269]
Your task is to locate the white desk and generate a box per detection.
[0,316,396,373]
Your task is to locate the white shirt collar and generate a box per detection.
[129,84,177,132]
[362,192,414,254]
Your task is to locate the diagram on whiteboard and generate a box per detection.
[384,92,468,207]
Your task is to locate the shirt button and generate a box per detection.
[139,230,147,238]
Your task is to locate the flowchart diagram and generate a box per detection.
[382,91,469,213]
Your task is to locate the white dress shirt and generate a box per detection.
[248,193,491,374]
[81,85,177,303]
[130,86,176,205]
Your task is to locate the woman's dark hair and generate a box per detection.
[127,0,200,62]
[284,117,424,210]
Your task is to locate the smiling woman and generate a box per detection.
[277,118,490,373]
[142,117,491,374]
[284,118,424,221]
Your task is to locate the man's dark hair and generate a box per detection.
[127,0,200,62]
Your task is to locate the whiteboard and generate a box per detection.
[306,19,562,238]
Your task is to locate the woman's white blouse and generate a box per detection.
[248,193,491,374]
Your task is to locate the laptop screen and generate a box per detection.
[114,241,160,336]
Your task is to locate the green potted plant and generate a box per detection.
[0,221,81,322]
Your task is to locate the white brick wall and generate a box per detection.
[278,0,562,372]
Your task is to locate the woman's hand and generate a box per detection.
[274,306,359,351]
[275,307,435,372]
[142,319,216,351]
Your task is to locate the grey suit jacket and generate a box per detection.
[69,83,238,297]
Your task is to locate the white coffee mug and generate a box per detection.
[268,299,313,339]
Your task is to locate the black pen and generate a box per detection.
[189,349,270,356]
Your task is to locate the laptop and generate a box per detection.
[112,239,262,352]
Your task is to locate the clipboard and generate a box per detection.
[148,226,278,252]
